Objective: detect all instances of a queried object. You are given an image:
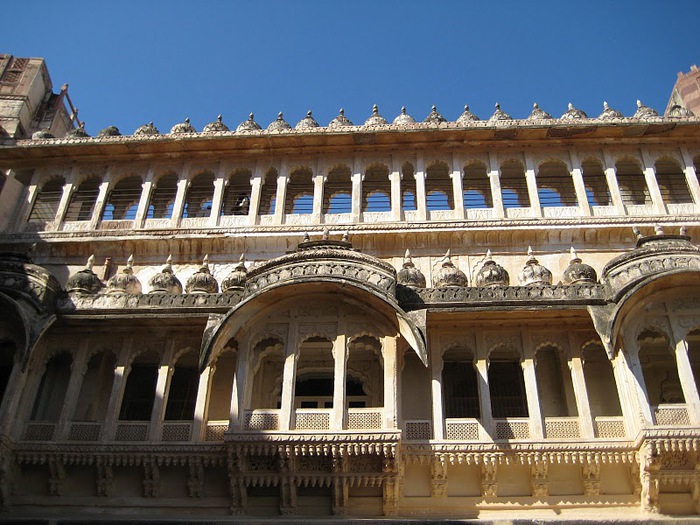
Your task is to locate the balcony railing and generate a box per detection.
[544,416,580,439]
[445,418,481,440]
[294,409,331,431]
[654,404,691,426]
[494,418,530,440]
[594,416,626,438]
[403,419,432,441]
[347,407,383,430]
[161,421,192,442]
[244,409,280,431]
[114,421,149,441]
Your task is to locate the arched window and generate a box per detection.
[250,338,284,409]
[425,161,453,211]
[164,351,199,420]
[323,165,352,214]
[581,159,611,206]
[221,169,252,216]
[402,162,417,212]
[119,352,159,421]
[347,335,383,408]
[442,346,480,419]
[294,336,334,409]
[582,342,621,417]
[638,329,683,406]
[259,169,278,216]
[463,162,491,209]
[284,167,314,215]
[363,164,391,213]
[401,350,431,421]
[101,175,142,221]
[31,353,72,421]
[535,345,577,417]
[183,173,215,218]
[499,160,530,209]
[488,348,528,418]
[537,161,577,207]
[616,159,651,206]
[207,350,236,422]
[64,176,101,222]
[655,158,693,204]
[28,176,64,222]
[147,173,178,219]
[72,351,116,422]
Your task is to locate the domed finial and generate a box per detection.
[303,232,310,242]
[86,254,95,270]
[202,254,210,267]
[637,100,643,108]
[306,110,312,117]
[165,254,173,270]
[217,114,223,122]
[401,106,407,114]
[681,226,688,236]
[654,225,664,236]
[568,103,574,110]
[277,112,284,120]
[339,108,345,115]
[238,253,246,264]
[533,102,539,109]
[322,228,330,240]
[249,113,255,120]
[404,248,412,263]
[184,118,190,124]
[633,226,642,239]
[372,104,379,115]
[485,249,493,260]
[432,105,437,112]
[603,101,610,110]
[464,104,470,111]
[445,249,452,261]
[149,121,154,126]
[527,246,534,258]
[127,254,134,269]
[495,103,501,109]
[570,246,578,260]
[342,231,349,242]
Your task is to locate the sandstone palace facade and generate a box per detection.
[1,55,700,521]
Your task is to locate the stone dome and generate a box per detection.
[202,115,230,133]
[328,108,353,127]
[424,105,447,124]
[488,103,512,122]
[31,129,54,139]
[106,255,142,295]
[221,255,248,292]
[170,118,196,134]
[66,124,90,138]
[134,122,160,136]
[560,103,588,120]
[433,250,468,287]
[185,255,219,293]
[527,103,553,120]
[148,255,183,294]
[97,126,121,137]
[518,247,553,286]
[397,249,426,288]
[598,101,624,120]
[475,250,510,286]
[236,113,262,132]
[295,111,319,130]
[666,104,695,118]
[267,112,292,132]
[66,255,105,294]
[455,105,480,124]
[392,106,416,126]
[633,100,659,120]
[364,104,388,126]
[562,247,597,285]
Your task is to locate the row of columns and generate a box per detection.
[12,147,700,233]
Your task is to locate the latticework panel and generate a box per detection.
[295,411,330,431]
[115,423,148,441]
[445,420,480,441]
[495,419,530,440]
[595,417,626,438]
[348,409,382,430]
[404,420,432,440]
[162,423,192,442]
[544,418,580,439]
[205,423,228,442]
[68,423,101,441]
[23,423,56,441]
[245,411,280,431]
[654,405,691,426]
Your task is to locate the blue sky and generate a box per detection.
[4,1,699,135]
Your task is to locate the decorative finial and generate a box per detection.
[533,102,539,109]
[127,254,134,268]
[401,106,407,114]
[464,105,470,111]
[339,108,344,115]
[306,110,312,117]
[86,254,95,270]
[342,231,349,242]
[238,253,246,263]
[527,246,534,258]
[654,225,664,236]
[203,254,209,267]
[633,226,642,239]
[568,103,574,110]
[249,113,255,120]
[486,249,493,260]
[165,254,173,270]
[405,248,411,259]
[570,246,578,260]
[149,121,154,126]
[603,101,610,110]
[432,105,437,111]
[303,232,310,242]
[184,118,190,124]
[372,104,379,114]
[445,249,452,260]
[217,114,222,122]
[637,100,643,108]
[495,103,501,109]
[681,226,688,236]
[322,228,330,240]
[277,112,284,120]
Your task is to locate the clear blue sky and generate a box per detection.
[4,1,699,135]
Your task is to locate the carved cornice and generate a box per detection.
[56,291,243,315]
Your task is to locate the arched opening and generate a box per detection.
[31,352,72,421]
[250,338,284,409]
[183,172,215,218]
[221,169,252,216]
[294,336,334,409]
[488,347,528,418]
[616,159,651,206]
[259,168,278,216]
[581,159,612,206]
[323,165,352,214]
[535,345,577,417]
[402,162,417,212]
[401,350,431,422]
[425,161,453,211]
[72,350,116,422]
[638,328,683,406]
[28,176,64,222]
[0,341,15,407]
[363,164,391,213]
[285,166,314,215]
[164,351,199,421]
[463,162,491,209]
[499,160,530,209]
[206,349,236,424]
[347,335,383,408]
[119,352,159,421]
[442,346,480,418]
[101,175,142,220]
[582,342,621,417]
[537,161,577,207]
[655,158,693,204]
[64,176,101,221]
[147,173,178,219]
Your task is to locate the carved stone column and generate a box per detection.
[229,346,249,431]
[640,149,667,214]
[331,329,347,431]
[383,336,399,429]
[88,171,112,230]
[389,156,402,221]
[681,147,700,206]
[351,159,362,223]
[487,152,504,219]
[620,336,654,427]
[568,355,595,438]
[133,166,154,229]
[279,321,299,431]
[149,340,175,441]
[569,150,591,216]
[475,358,495,438]
[332,455,349,515]
[312,172,325,224]
[521,336,544,439]
[208,162,227,227]
[451,154,465,220]
[170,164,191,227]
[480,460,498,497]
[523,153,542,218]
[53,167,78,228]
[192,363,215,441]
[415,154,427,221]
[55,341,90,439]
[0,358,29,436]
[247,165,264,225]
[530,459,549,498]
[612,350,645,436]
[273,161,289,225]
[602,150,626,214]
[670,319,700,425]
[430,341,445,440]
[102,336,134,441]
[431,455,448,498]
